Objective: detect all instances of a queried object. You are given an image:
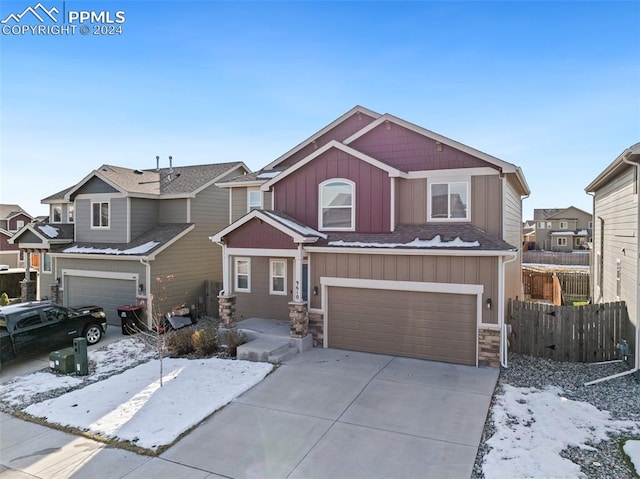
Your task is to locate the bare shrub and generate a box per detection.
[192,327,218,357]
[166,328,194,357]
[222,329,247,358]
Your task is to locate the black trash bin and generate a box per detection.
[118,305,143,335]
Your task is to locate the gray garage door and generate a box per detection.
[66,276,137,326]
[327,287,477,365]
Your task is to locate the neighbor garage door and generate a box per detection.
[327,287,477,365]
[66,276,137,326]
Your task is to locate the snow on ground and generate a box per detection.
[484,385,640,478]
[22,357,273,451]
[624,440,640,476]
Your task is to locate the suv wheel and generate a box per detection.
[84,324,103,345]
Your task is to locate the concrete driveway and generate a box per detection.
[0,347,498,479]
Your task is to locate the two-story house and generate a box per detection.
[0,204,33,268]
[530,207,592,252]
[11,160,249,325]
[211,106,530,367]
[586,141,640,370]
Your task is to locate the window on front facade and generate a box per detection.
[270,259,287,295]
[247,189,262,212]
[52,206,62,223]
[547,222,552,229]
[16,220,24,230]
[429,182,469,220]
[559,221,568,229]
[68,205,74,223]
[320,179,354,230]
[537,222,545,229]
[42,253,51,273]
[234,258,250,292]
[92,202,109,228]
[557,237,567,246]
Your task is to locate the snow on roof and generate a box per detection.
[256,171,281,179]
[37,224,59,238]
[63,241,160,255]
[550,230,589,236]
[329,235,480,248]
[262,211,327,239]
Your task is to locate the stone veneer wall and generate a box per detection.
[218,295,236,328]
[289,302,308,338]
[478,327,501,367]
[308,312,324,347]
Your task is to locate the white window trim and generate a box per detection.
[234,257,251,293]
[318,178,355,231]
[537,222,545,229]
[269,259,287,295]
[16,220,24,230]
[67,205,75,223]
[547,222,552,229]
[247,188,262,212]
[91,201,110,229]
[559,221,568,229]
[557,237,567,246]
[427,177,470,222]
[52,205,63,223]
[42,252,52,274]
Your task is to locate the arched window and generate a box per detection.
[319,179,354,230]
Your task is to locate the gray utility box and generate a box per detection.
[74,337,89,376]
[50,347,76,374]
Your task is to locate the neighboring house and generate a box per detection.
[585,141,640,370]
[211,106,530,367]
[530,206,592,252]
[522,220,536,250]
[0,204,33,268]
[10,161,249,325]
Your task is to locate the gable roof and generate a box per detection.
[585,142,640,192]
[9,222,74,246]
[60,162,249,201]
[0,204,32,220]
[211,209,326,244]
[546,206,592,219]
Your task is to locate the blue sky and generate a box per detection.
[1,0,638,221]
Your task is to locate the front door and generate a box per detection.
[302,263,308,302]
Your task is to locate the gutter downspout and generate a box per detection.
[585,154,640,385]
[500,250,520,368]
[139,257,151,327]
[217,241,229,297]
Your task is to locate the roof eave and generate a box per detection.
[585,143,640,192]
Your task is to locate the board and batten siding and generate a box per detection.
[232,256,293,321]
[131,198,160,240]
[75,197,128,243]
[273,148,391,233]
[309,252,499,324]
[592,165,638,358]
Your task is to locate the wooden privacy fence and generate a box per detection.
[522,269,590,304]
[508,299,627,362]
[523,251,590,266]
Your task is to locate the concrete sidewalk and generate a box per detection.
[0,348,498,479]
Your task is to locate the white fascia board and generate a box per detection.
[344,114,523,175]
[261,140,403,192]
[405,167,498,179]
[62,269,139,281]
[17,242,50,249]
[215,180,265,188]
[9,225,49,244]
[225,247,299,257]
[211,210,312,244]
[320,276,484,295]
[305,246,518,257]
[191,163,251,196]
[263,106,382,171]
[50,253,143,260]
[64,170,126,201]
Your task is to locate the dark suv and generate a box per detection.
[0,301,107,369]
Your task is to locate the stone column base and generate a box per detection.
[478,327,501,368]
[289,301,308,338]
[21,280,36,302]
[218,295,237,329]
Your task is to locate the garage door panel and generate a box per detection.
[66,276,137,326]
[327,286,477,365]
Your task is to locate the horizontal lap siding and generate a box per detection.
[274,149,391,232]
[328,287,477,365]
[234,257,292,321]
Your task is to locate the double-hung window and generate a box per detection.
[270,259,287,295]
[92,201,109,228]
[235,258,250,292]
[319,179,354,230]
[429,181,469,221]
[247,189,262,212]
[559,221,568,230]
[68,205,75,223]
[557,237,567,246]
[52,206,62,223]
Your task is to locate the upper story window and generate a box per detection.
[559,221,568,229]
[52,205,62,223]
[547,222,552,229]
[429,181,469,221]
[247,189,262,212]
[16,220,24,230]
[91,201,109,228]
[68,205,75,223]
[42,253,52,273]
[319,179,354,230]
[588,221,593,229]
[537,222,546,229]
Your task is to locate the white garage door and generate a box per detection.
[327,286,478,365]
[66,276,137,326]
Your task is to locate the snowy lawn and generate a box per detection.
[1,338,273,453]
[484,385,640,478]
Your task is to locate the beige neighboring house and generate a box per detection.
[586,141,640,370]
[530,206,593,252]
[0,204,33,268]
[10,160,249,325]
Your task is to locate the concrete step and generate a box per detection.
[237,337,292,363]
[268,346,299,364]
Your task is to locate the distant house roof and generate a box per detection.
[533,209,563,220]
[9,222,74,246]
[0,204,32,220]
[586,142,640,192]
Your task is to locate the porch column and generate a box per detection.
[292,244,304,302]
[221,245,231,296]
[21,249,36,302]
[289,301,308,338]
[218,294,237,329]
